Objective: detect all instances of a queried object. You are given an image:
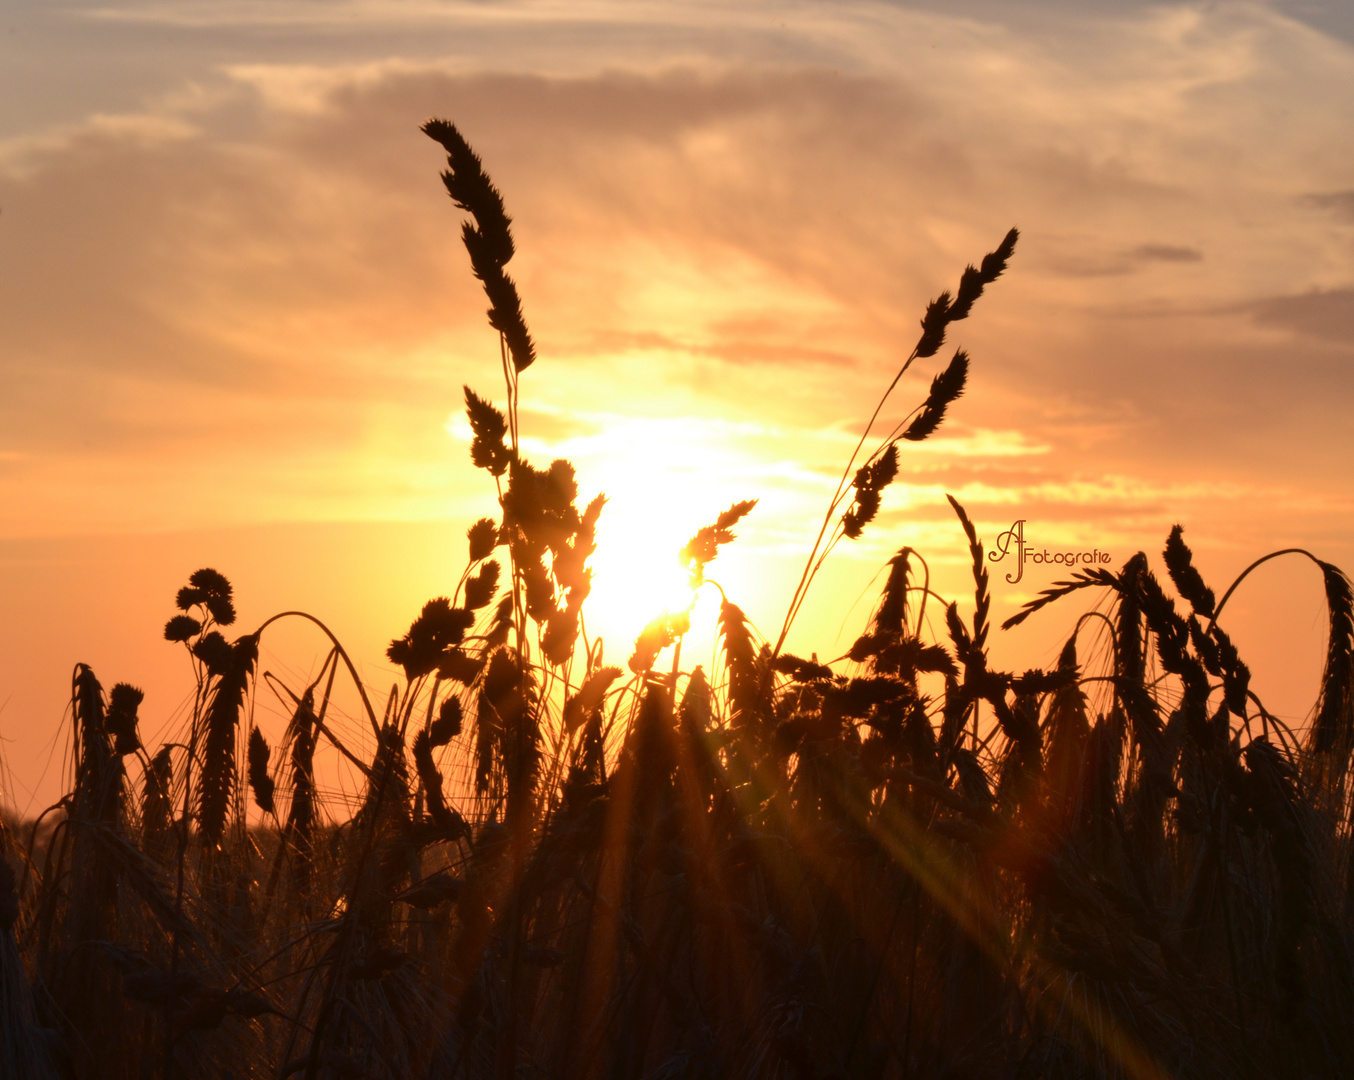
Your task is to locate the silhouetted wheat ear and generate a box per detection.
[70,663,125,825]
[196,632,258,846]
[872,548,913,636]
[103,683,143,758]
[682,498,757,586]
[1313,560,1354,754]
[423,119,536,373]
[719,599,761,727]
[466,516,500,562]
[678,664,713,733]
[904,349,969,442]
[247,726,275,816]
[947,495,989,653]
[388,597,475,680]
[430,694,463,746]
[413,728,463,837]
[913,227,1018,357]
[72,663,104,769]
[842,444,898,539]
[562,666,622,733]
[283,689,318,881]
[463,386,511,476]
[1132,554,1220,726]
[1001,566,1117,629]
[140,744,174,839]
[1042,651,1091,825]
[1163,524,1216,618]
[629,612,687,675]
[463,559,500,610]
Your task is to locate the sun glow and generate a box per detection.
[512,411,769,662]
[585,516,700,660]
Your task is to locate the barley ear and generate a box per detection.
[1163,525,1216,618]
[247,726,275,816]
[197,633,259,846]
[1313,561,1354,754]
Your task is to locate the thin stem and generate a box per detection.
[1207,548,1321,631]
[775,348,921,657]
[252,611,381,736]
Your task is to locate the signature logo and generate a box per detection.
[988,519,1112,585]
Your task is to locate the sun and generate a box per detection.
[525,414,759,664]
[454,406,775,668]
[583,493,703,662]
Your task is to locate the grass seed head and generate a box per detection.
[904,349,969,442]
[467,516,499,562]
[247,726,275,816]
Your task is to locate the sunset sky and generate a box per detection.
[3,0,1353,813]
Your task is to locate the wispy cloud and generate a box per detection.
[0,2,1350,575]
[1306,189,1354,219]
[5,1,1354,810]
[1247,288,1354,343]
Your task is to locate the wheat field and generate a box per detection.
[1,120,1351,1080]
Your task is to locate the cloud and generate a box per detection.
[1130,243,1203,262]
[1249,288,1354,343]
[0,4,1350,572]
[6,2,1354,813]
[1304,189,1354,219]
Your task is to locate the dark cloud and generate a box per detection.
[1130,243,1203,263]
[1273,0,1354,46]
[1305,190,1354,220]
[1043,241,1204,277]
[1249,288,1354,345]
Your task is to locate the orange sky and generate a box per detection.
[3,0,1353,813]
